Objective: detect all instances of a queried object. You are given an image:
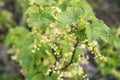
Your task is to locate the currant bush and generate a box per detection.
[5,0,110,80]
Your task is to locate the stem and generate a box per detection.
[61,38,79,70]
[52,49,58,60]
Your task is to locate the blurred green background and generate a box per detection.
[0,0,120,80]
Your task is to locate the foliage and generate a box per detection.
[5,0,111,80]
[0,0,28,80]
[97,27,120,79]
[0,0,28,42]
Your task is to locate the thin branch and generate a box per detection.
[61,38,79,70]
[52,49,58,60]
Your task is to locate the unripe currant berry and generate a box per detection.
[88,46,93,51]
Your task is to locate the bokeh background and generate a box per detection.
[0,0,120,80]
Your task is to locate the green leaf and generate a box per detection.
[75,29,87,41]
[33,0,55,6]
[27,11,55,30]
[57,7,83,27]
[59,0,71,10]
[99,66,112,75]
[69,0,95,16]
[32,73,43,80]
[114,38,120,49]
[51,73,59,80]
[17,48,34,70]
[76,0,94,14]
[61,40,71,53]
[85,19,110,42]
[5,27,29,48]
[73,47,84,62]
[43,76,53,80]
[25,5,39,14]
